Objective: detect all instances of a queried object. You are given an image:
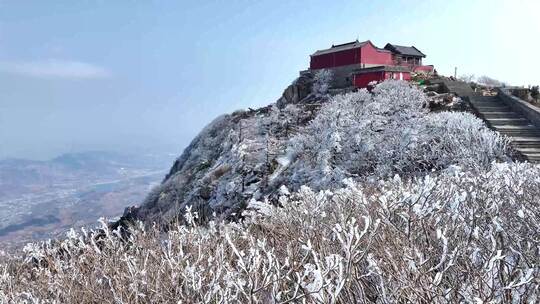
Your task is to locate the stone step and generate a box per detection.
[471,100,504,105]
[512,143,540,149]
[523,154,540,162]
[473,96,499,101]
[515,147,540,154]
[470,98,503,103]
[511,137,540,142]
[485,118,530,126]
[475,106,512,112]
[510,137,540,149]
[443,80,474,97]
[494,125,539,131]
[471,103,506,109]
[501,131,540,137]
[482,112,523,119]
[471,101,505,105]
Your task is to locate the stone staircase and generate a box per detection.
[436,79,540,162]
[441,80,474,97]
[468,94,540,162]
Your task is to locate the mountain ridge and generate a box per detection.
[118,75,510,229]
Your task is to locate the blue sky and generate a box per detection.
[1,0,539,160]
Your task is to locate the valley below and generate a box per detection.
[0,151,172,248]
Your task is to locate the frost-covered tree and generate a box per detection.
[312,69,333,97]
[477,75,503,87]
[459,74,475,83]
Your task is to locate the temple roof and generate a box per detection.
[312,40,390,56]
[384,44,426,57]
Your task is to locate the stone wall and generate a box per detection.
[497,88,540,129]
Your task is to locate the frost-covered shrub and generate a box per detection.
[312,69,333,97]
[283,80,510,189]
[414,111,509,169]
[459,74,476,83]
[2,162,540,303]
[477,75,503,87]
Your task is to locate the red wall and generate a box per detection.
[413,65,434,73]
[309,42,396,69]
[360,43,393,66]
[353,72,386,88]
[310,48,361,69]
[354,71,411,88]
[384,71,411,81]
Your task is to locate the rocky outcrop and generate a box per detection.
[276,72,314,108]
[119,75,322,228]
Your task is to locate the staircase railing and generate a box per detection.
[497,88,540,129]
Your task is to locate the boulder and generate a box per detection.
[276,71,314,108]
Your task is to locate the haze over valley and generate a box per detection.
[0,151,173,247]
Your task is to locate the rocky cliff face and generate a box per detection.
[276,72,314,108]
[121,72,323,226]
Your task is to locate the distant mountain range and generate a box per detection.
[0,151,174,247]
[0,151,169,197]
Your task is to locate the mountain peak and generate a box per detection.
[120,78,509,228]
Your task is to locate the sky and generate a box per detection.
[0,0,539,160]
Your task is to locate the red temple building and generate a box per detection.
[308,40,434,88]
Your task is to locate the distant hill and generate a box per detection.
[0,151,169,197]
[0,151,173,247]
